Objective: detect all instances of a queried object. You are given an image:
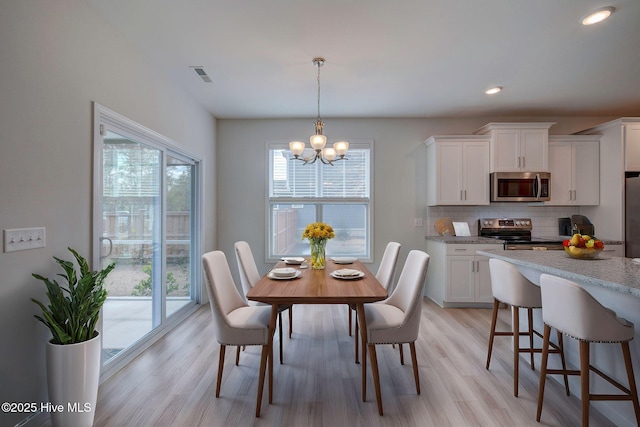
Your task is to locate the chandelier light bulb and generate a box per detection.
[334,141,349,156]
[310,134,327,150]
[323,147,337,161]
[289,141,305,156]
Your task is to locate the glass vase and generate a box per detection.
[310,239,327,269]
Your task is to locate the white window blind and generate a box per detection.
[267,141,372,260]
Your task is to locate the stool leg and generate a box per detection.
[580,341,590,427]
[528,308,535,370]
[622,341,640,425]
[348,307,352,336]
[513,305,520,397]
[536,324,551,422]
[486,298,500,370]
[557,331,570,396]
[399,343,404,365]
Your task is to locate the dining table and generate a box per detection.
[246,258,388,417]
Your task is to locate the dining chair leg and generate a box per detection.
[409,341,420,394]
[354,312,360,364]
[269,305,278,404]
[622,342,640,425]
[528,308,535,370]
[256,344,268,417]
[513,305,520,397]
[216,344,226,398]
[536,324,551,422]
[288,307,293,339]
[235,345,241,366]
[580,341,590,427]
[486,298,500,369]
[278,312,283,364]
[348,307,352,337]
[399,343,405,365]
[368,343,384,415]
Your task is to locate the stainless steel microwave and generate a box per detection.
[490,172,550,202]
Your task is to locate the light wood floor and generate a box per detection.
[77,299,616,426]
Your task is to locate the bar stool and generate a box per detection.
[486,259,569,397]
[537,274,640,426]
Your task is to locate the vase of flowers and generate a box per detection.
[302,222,335,269]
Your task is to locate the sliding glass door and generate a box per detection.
[93,104,200,371]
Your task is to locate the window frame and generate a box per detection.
[265,139,374,263]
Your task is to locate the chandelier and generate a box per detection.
[289,58,349,165]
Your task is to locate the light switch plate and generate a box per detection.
[3,227,46,252]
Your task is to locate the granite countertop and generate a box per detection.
[425,235,503,244]
[426,235,624,245]
[477,249,640,298]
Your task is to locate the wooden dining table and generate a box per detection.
[246,258,388,417]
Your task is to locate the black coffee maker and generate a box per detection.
[559,216,594,236]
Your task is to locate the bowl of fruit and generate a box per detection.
[563,233,604,259]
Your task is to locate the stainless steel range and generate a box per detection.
[478,218,566,250]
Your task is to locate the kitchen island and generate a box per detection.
[477,249,640,427]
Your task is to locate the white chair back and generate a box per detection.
[375,241,401,291]
[202,250,252,344]
[540,274,634,342]
[383,250,430,342]
[488,258,541,308]
[234,241,261,297]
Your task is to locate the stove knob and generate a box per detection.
[524,220,530,226]
[515,221,521,226]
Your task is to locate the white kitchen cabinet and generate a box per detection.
[425,241,502,307]
[474,122,555,172]
[425,136,490,205]
[625,123,640,171]
[602,244,624,257]
[548,136,600,206]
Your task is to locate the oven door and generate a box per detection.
[490,172,550,202]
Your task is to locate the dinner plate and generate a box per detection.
[268,270,302,280]
[331,269,365,280]
[270,267,297,277]
[282,257,305,265]
[331,257,358,264]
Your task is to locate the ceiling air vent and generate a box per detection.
[190,66,212,83]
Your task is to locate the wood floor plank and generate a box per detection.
[39,299,619,427]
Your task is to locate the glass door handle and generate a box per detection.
[99,236,113,258]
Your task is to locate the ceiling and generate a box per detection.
[85,0,640,119]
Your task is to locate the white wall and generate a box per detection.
[0,1,216,425]
[216,116,616,284]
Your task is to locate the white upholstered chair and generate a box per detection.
[363,249,430,415]
[202,250,271,415]
[235,241,292,364]
[352,241,401,363]
[486,258,568,397]
[537,274,640,426]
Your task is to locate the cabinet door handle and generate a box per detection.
[522,157,525,168]
[464,189,467,200]
[517,156,521,168]
[573,190,577,200]
[471,261,475,273]
[460,190,463,201]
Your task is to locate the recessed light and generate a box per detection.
[485,86,503,95]
[582,6,615,25]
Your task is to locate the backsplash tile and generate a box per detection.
[426,205,581,237]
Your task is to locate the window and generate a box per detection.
[267,140,373,261]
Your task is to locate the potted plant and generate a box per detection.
[32,247,115,427]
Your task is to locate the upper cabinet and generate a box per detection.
[547,135,600,206]
[474,122,555,172]
[425,136,490,206]
[625,123,640,171]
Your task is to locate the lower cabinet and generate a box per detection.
[425,241,502,307]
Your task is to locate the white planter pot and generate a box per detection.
[46,332,101,427]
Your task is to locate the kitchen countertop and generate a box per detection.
[426,235,624,245]
[476,249,640,298]
[425,235,503,244]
